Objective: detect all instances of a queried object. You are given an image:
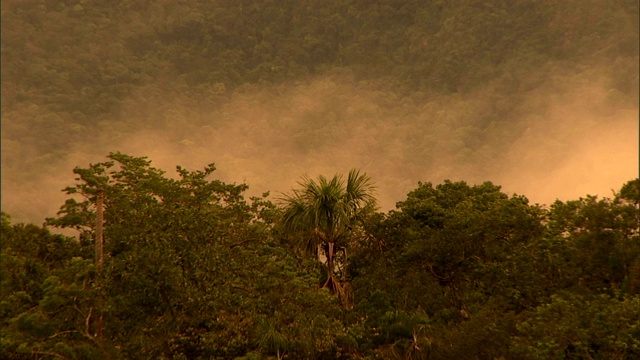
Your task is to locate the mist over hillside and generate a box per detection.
[2,3,640,357]
[2,0,638,224]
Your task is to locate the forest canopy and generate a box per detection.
[1,1,639,358]
[1,153,639,359]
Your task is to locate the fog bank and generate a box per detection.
[2,66,638,225]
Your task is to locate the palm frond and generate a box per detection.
[279,169,377,273]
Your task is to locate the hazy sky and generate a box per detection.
[2,62,638,226]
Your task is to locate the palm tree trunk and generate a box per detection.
[322,242,342,292]
[322,242,334,288]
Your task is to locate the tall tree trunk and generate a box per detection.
[95,190,105,339]
[321,242,352,307]
[322,242,336,290]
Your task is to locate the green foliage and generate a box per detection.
[280,169,377,251]
[1,214,102,359]
[2,0,638,356]
[349,178,639,358]
[3,153,366,359]
[3,154,638,359]
[511,293,640,359]
[618,179,640,206]
[544,189,640,296]
[279,169,376,303]
[354,180,545,312]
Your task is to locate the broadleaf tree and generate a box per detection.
[34,152,359,358]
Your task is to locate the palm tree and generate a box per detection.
[280,169,376,303]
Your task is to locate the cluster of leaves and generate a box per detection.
[0,212,99,358]
[1,154,362,359]
[279,169,376,304]
[2,153,639,359]
[350,179,640,359]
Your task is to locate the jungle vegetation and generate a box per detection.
[1,0,639,358]
[1,153,639,358]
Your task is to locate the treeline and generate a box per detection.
[2,0,638,149]
[2,153,639,359]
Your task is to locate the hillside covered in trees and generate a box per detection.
[2,0,638,222]
[1,0,639,358]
